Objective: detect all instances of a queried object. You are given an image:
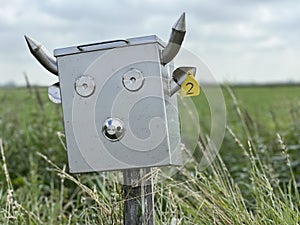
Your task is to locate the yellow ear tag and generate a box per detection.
[181,72,200,97]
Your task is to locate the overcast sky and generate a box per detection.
[1,0,300,86]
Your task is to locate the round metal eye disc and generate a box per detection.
[75,75,95,97]
[122,69,144,91]
[48,82,61,104]
[102,118,125,142]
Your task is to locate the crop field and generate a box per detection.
[0,85,299,224]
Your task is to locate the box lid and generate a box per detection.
[54,35,165,57]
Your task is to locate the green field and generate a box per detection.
[0,85,299,224]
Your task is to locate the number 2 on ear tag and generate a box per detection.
[181,75,200,97]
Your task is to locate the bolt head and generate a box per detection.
[122,69,144,91]
[75,76,95,97]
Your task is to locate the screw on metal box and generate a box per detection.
[75,75,96,97]
[122,69,144,91]
[102,118,125,141]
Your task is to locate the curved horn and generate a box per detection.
[24,35,58,75]
[170,67,196,96]
[161,13,186,66]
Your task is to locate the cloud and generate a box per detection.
[0,0,300,86]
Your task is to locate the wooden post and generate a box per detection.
[123,168,154,225]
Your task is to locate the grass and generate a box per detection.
[0,85,299,224]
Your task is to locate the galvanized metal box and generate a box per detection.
[54,35,182,173]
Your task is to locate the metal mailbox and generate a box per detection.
[25,13,197,173]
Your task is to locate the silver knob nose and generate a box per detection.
[102,118,125,141]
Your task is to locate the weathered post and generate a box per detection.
[123,168,154,225]
[25,12,199,225]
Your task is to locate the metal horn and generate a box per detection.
[24,35,58,75]
[161,12,186,66]
[170,67,196,96]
